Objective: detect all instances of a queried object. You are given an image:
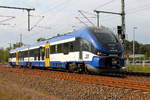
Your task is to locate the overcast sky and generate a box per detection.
[0,0,150,48]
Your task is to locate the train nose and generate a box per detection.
[103,56,123,69]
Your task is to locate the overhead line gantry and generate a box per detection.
[0,6,35,31]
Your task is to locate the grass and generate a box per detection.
[126,65,150,73]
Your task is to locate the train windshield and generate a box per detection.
[91,28,122,51]
[94,32,118,44]
[91,28,118,44]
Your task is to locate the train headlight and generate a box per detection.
[97,52,106,56]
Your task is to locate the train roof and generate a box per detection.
[10,27,114,53]
[10,27,92,53]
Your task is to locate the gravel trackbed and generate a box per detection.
[0,67,150,100]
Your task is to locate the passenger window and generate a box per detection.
[42,48,45,60]
[70,42,74,52]
[51,45,55,54]
[55,45,58,53]
[80,39,91,51]
[63,43,69,54]
[57,44,62,53]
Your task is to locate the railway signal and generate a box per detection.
[117,26,125,40]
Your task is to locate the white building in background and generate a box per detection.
[129,54,145,58]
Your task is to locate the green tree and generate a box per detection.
[124,40,150,59]
[0,48,9,63]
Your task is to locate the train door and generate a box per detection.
[44,43,50,67]
[16,51,19,65]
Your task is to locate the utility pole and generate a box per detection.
[133,27,137,64]
[0,6,35,31]
[27,9,31,31]
[19,34,23,47]
[121,0,125,41]
[8,43,12,49]
[93,10,122,27]
[20,34,22,47]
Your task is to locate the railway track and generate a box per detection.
[0,67,150,92]
[123,71,150,77]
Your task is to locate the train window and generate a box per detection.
[26,51,28,58]
[23,51,26,57]
[29,49,36,58]
[35,48,39,60]
[22,51,24,61]
[80,39,91,51]
[13,53,15,58]
[51,45,55,54]
[22,51,24,58]
[10,53,12,58]
[70,42,74,52]
[38,48,40,60]
[18,52,20,60]
[30,49,33,57]
[63,43,69,54]
[11,53,14,58]
[9,53,12,58]
[55,45,58,53]
[14,53,16,57]
[42,47,45,60]
[21,52,23,60]
[34,49,36,60]
[57,44,62,53]
[29,50,32,57]
[74,38,81,51]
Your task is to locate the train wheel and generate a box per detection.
[28,63,34,69]
[79,65,89,74]
[68,63,77,73]
[84,66,89,74]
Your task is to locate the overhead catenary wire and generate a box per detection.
[75,17,88,26]
[39,0,74,35]
[79,10,96,16]
[30,15,45,31]
[0,23,10,25]
[36,26,51,30]
[0,15,15,23]
[42,0,71,15]
[0,6,35,31]
[77,17,96,19]
[127,5,150,15]
[99,6,150,23]
[92,0,150,24]
[78,10,95,26]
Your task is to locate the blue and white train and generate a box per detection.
[9,27,125,73]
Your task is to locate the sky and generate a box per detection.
[0,0,150,48]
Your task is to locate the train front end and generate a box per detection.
[85,28,125,73]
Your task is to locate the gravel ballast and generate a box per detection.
[0,69,150,100]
